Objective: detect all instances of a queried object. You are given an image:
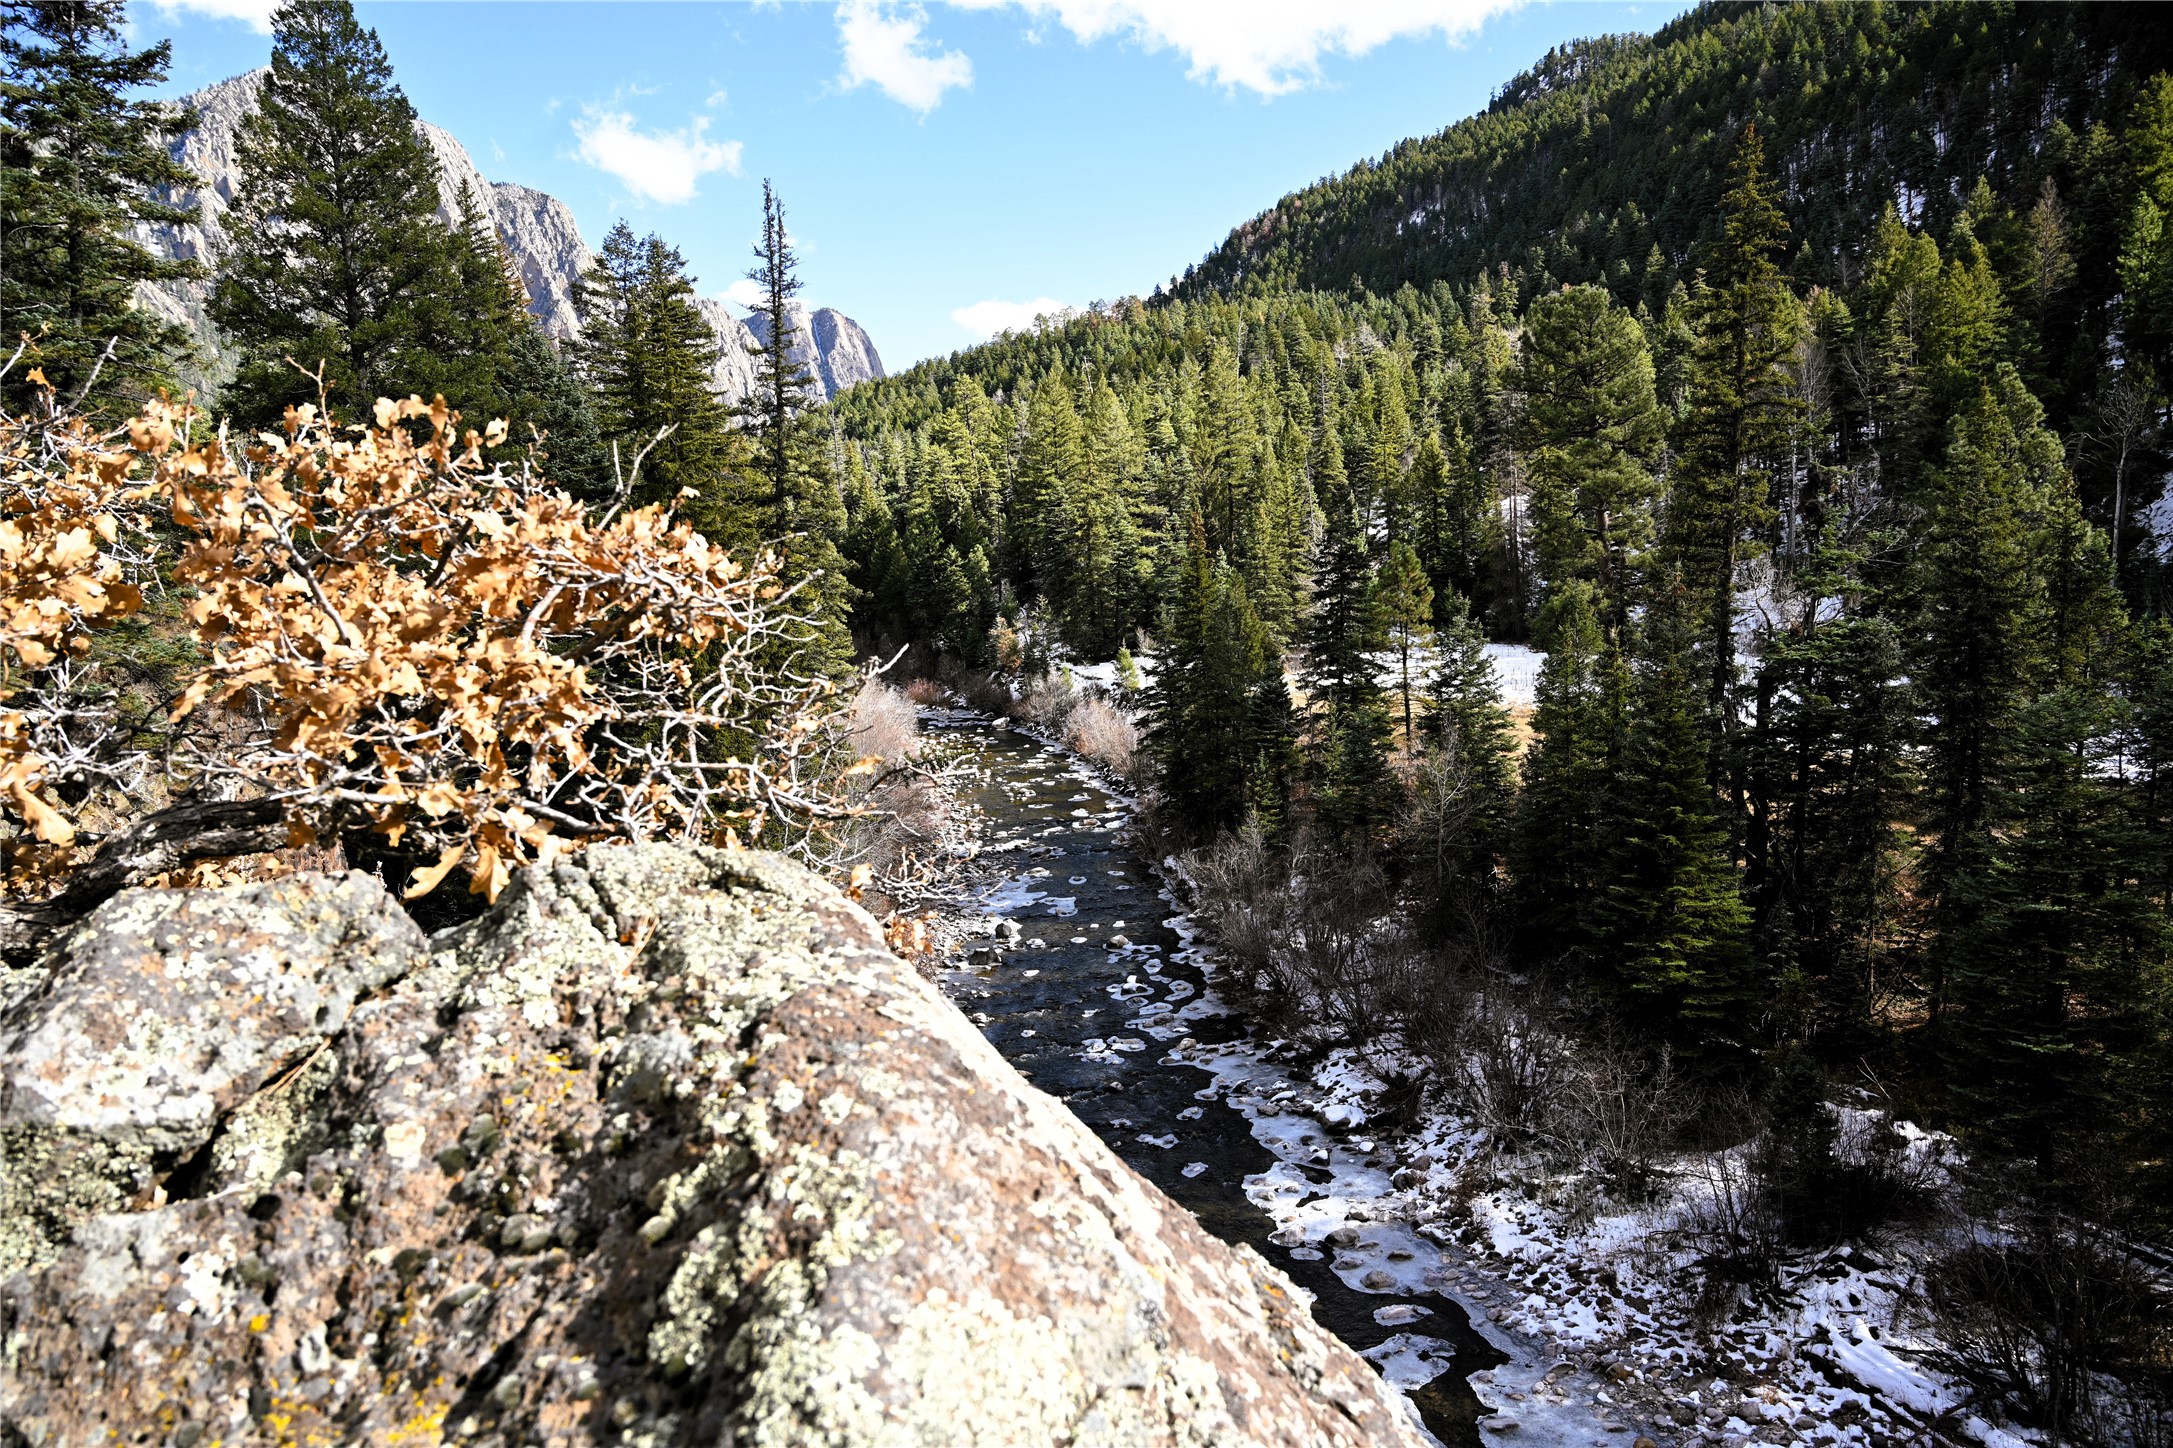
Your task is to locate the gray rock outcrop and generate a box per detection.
[139,73,886,400]
[746,300,887,399]
[0,847,1423,1447]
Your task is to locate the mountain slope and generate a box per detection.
[1176,2,2169,318]
[140,71,883,401]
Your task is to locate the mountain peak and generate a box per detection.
[141,72,882,402]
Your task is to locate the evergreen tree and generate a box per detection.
[1666,124,1805,774]
[1374,537,1434,745]
[1411,592,1517,901]
[403,183,530,419]
[1740,612,1913,1044]
[1301,433,1398,840]
[1586,589,1757,1059]
[571,222,737,515]
[1011,368,1085,594]
[1149,514,1286,834]
[1513,580,1619,959]
[2118,74,2173,381]
[840,447,912,638]
[1913,371,2064,997]
[1518,283,1663,632]
[1922,370,2160,1180]
[497,322,607,499]
[210,0,471,421]
[0,0,197,413]
[1409,424,1496,620]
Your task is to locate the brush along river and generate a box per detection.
[920,711,1643,1448]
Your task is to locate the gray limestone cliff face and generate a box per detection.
[746,299,887,400]
[695,296,763,405]
[0,846,1425,1448]
[139,74,884,404]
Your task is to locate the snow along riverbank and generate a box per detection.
[908,691,2129,1448]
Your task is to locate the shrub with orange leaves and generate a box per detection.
[1,370,159,858]
[0,372,853,924]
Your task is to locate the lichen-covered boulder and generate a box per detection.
[0,871,427,1278]
[0,846,1425,1448]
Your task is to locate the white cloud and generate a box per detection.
[140,0,276,31]
[723,278,765,308]
[952,296,1072,338]
[838,1,974,113]
[950,0,1522,96]
[572,108,742,205]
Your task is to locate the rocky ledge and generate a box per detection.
[0,846,1423,1447]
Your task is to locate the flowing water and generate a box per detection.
[926,713,1512,1446]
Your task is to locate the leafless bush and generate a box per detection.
[1919,1208,2173,1445]
[1187,818,1288,976]
[903,677,947,706]
[1063,694,1139,781]
[1554,1030,1694,1200]
[1185,825,1404,1044]
[1452,981,1575,1144]
[1675,1131,1789,1313]
[1015,671,1077,732]
[816,680,969,912]
[849,679,921,767]
[952,670,1012,716]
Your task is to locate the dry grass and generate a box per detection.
[1063,696,1139,781]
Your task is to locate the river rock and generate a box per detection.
[0,845,1426,1448]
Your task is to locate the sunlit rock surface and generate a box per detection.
[0,846,1420,1447]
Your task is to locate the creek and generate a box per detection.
[925,712,1514,1446]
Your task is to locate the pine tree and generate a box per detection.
[0,0,197,413]
[2118,74,2173,381]
[211,0,463,421]
[1513,580,1619,958]
[1923,370,2161,1180]
[572,222,737,515]
[1740,611,1913,1044]
[363,180,586,468]
[1373,537,1434,746]
[840,448,911,639]
[1411,591,1517,903]
[497,322,607,499]
[1011,368,1085,594]
[1518,283,1663,633]
[1148,514,1282,834]
[1301,432,1398,840]
[1666,124,1805,775]
[1913,370,2061,990]
[1409,424,1496,621]
[1586,589,1757,1060]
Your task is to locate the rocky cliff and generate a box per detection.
[142,73,884,401]
[746,300,886,400]
[0,846,1423,1447]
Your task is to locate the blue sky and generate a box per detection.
[131,1,1690,370]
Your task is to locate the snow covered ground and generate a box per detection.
[1053,640,1545,713]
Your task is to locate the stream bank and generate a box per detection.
[919,710,1649,1448]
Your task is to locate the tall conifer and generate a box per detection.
[0,0,197,412]
[211,0,464,420]
[1666,124,1805,777]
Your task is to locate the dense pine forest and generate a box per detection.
[827,0,2173,1239]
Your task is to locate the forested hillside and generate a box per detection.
[825,0,2173,1244]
